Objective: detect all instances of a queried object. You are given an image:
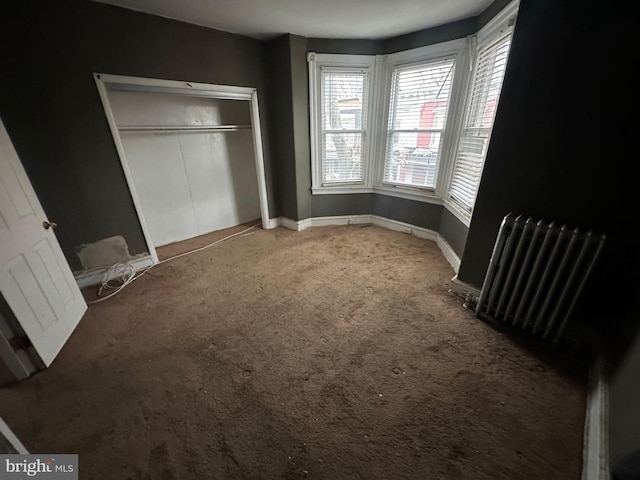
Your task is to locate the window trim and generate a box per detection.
[445,0,520,224]
[308,53,377,192]
[376,39,469,198]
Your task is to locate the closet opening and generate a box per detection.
[94,74,273,265]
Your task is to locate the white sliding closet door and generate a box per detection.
[120,133,199,246]
[180,131,260,236]
[110,91,260,247]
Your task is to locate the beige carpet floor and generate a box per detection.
[0,224,589,479]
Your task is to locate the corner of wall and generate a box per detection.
[449,275,480,304]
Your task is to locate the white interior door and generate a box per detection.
[0,117,87,367]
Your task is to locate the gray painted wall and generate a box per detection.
[438,209,468,258]
[307,17,477,55]
[382,17,478,54]
[264,34,312,221]
[372,196,442,232]
[311,194,374,217]
[0,0,274,271]
[265,35,297,220]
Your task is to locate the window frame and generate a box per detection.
[308,53,377,193]
[375,39,469,199]
[444,0,520,226]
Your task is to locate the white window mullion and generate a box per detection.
[371,55,391,188]
[364,54,387,187]
[435,37,472,198]
[308,52,323,189]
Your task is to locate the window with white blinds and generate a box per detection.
[449,31,512,212]
[320,70,368,185]
[308,1,518,208]
[383,59,455,188]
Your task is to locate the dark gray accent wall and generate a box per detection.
[308,17,477,56]
[265,35,297,220]
[306,39,383,56]
[372,196,442,231]
[311,194,374,218]
[0,0,273,271]
[477,0,513,29]
[439,209,468,258]
[265,34,312,221]
[311,194,444,236]
[382,17,478,54]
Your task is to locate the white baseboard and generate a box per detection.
[277,215,460,273]
[74,255,155,289]
[582,356,609,480]
[436,237,460,273]
[264,217,282,229]
[278,217,298,231]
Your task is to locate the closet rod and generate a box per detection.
[118,124,251,134]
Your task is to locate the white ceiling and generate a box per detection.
[92,0,494,40]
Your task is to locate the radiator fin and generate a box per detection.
[475,213,605,344]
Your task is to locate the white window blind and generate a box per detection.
[383,58,455,188]
[321,70,368,185]
[449,32,512,212]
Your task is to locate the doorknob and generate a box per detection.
[43,220,58,230]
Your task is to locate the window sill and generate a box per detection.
[373,185,443,205]
[312,186,374,195]
[311,184,446,206]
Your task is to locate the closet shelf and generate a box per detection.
[118,124,251,134]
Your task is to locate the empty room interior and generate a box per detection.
[0,0,635,479]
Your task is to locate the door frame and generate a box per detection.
[0,417,29,453]
[93,73,275,264]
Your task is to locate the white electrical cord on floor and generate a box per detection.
[86,223,260,305]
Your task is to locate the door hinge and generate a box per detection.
[9,334,33,352]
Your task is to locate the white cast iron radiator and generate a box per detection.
[475,213,606,344]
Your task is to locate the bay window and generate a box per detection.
[308,0,518,222]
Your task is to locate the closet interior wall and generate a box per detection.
[108,90,261,248]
